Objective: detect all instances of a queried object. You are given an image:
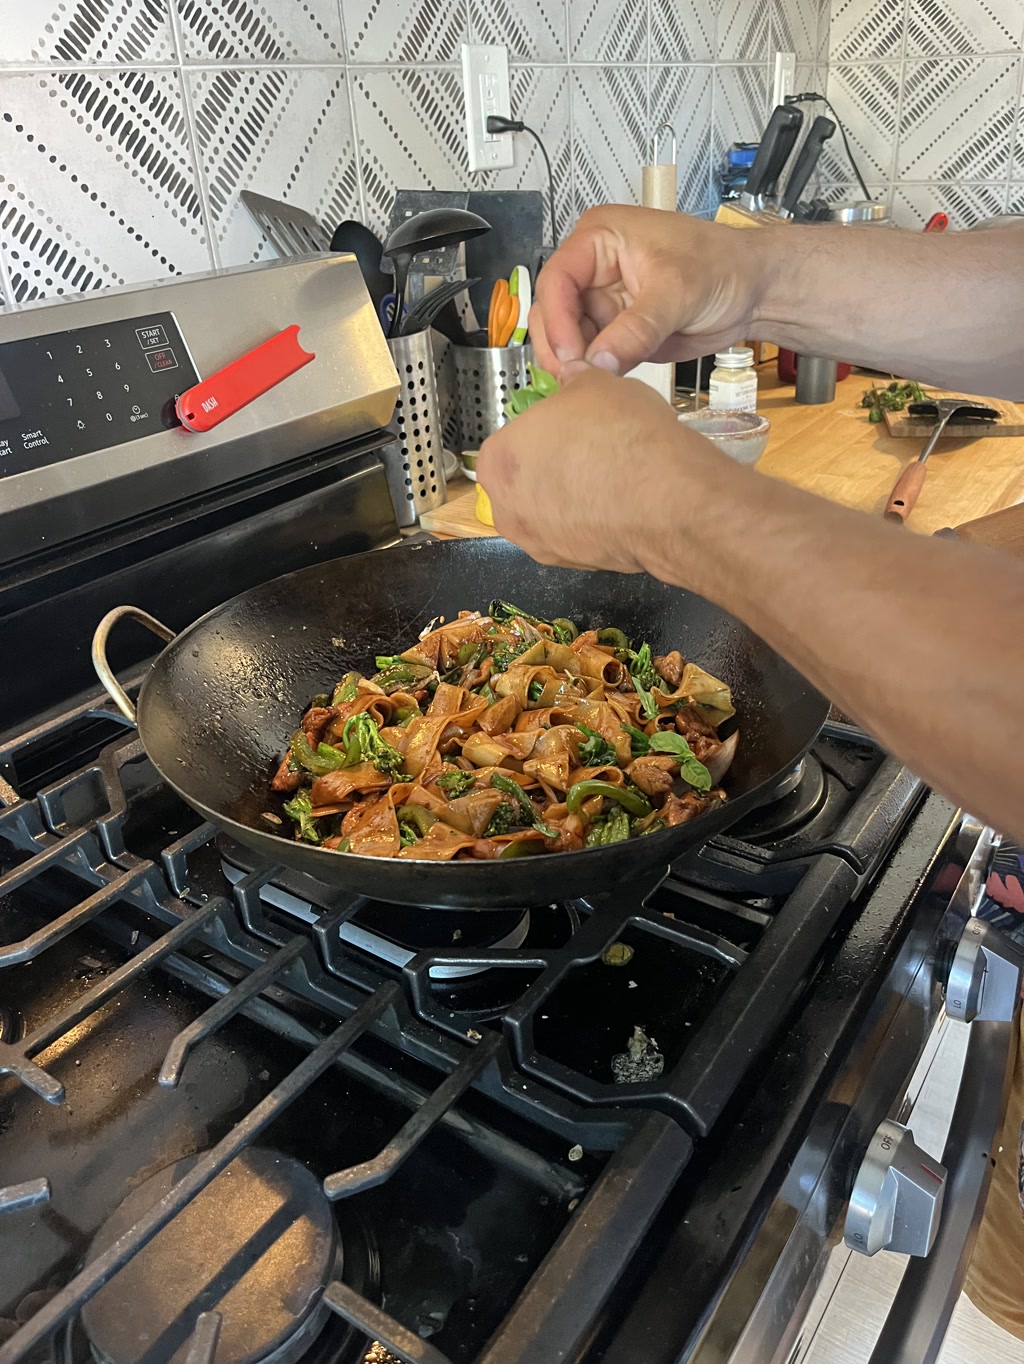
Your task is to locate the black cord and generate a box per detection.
[485,114,559,247]
[787,92,872,203]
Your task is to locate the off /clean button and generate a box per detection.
[146,348,178,373]
[136,324,169,350]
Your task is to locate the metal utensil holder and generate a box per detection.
[453,343,534,451]
[380,330,447,527]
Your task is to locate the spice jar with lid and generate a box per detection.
[708,347,758,413]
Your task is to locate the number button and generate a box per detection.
[95,390,103,401]
[76,419,85,430]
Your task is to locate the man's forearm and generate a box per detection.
[648,448,1024,839]
[748,223,1024,399]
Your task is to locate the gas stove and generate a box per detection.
[0,261,1016,1364]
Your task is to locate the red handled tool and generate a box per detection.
[175,324,315,433]
[923,212,949,233]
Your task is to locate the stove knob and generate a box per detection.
[844,1119,946,1257]
[945,917,1024,1024]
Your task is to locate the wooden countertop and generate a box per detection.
[421,369,1024,539]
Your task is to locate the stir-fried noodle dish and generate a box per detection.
[270,602,739,860]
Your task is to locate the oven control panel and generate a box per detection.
[0,311,200,480]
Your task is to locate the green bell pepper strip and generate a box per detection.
[596,627,630,651]
[498,837,546,858]
[565,780,653,819]
[332,672,362,704]
[490,772,559,839]
[291,729,350,776]
[397,804,436,836]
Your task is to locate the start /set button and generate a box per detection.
[135,324,169,350]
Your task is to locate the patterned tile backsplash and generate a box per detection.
[0,0,826,305]
[824,0,1024,226]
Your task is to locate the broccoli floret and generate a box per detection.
[585,806,631,848]
[438,769,476,798]
[576,723,615,766]
[484,801,520,837]
[282,790,321,844]
[341,712,404,778]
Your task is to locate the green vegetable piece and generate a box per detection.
[552,618,578,644]
[375,655,401,669]
[484,801,520,836]
[528,679,545,703]
[565,780,652,818]
[596,627,630,651]
[397,804,436,835]
[333,672,362,704]
[576,722,615,767]
[282,790,322,844]
[648,731,713,790]
[622,723,651,758]
[457,641,479,665]
[498,837,546,858]
[491,772,558,839]
[340,712,404,778]
[869,407,883,423]
[527,363,558,396]
[585,806,631,847]
[602,940,635,965]
[399,824,419,848]
[291,730,351,777]
[438,768,476,798]
[625,643,659,720]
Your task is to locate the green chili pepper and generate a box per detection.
[291,729,350,776]
[333,672,362,704]
[565,780,653,818]
[397,804,436,835]
[498,837,546,857]
[596,627,630,651]
[490,772,559,839]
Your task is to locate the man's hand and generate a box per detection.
[476,364,721,576]
[531,206,766,379]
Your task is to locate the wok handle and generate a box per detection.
[884,461,929,522]
[91,606,175,724]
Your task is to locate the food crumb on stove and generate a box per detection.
[602,942,634,967]
[259,1069,270,1080]
[130,930,139,945]
[331,636,346,648]
[568,1198,580,1212]
[612,1025,665,1084]
[466,1028,482,1041]
[568,1144,584,1162]
[452,928,462,941]
[515,1253,528,1263]
[628,980,637,989]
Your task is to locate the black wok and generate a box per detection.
[93,539,828,909]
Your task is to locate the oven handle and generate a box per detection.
[91,605,176,725]
[866,1003,1020,1364]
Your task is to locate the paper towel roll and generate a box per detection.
[642,162,677,211]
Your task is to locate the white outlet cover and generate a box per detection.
[461,43,514,173]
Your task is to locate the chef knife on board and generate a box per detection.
[739,104,804,213]
[778,115,836,220]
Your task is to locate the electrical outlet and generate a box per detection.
[772,51,796,110]
[461,43,514,173]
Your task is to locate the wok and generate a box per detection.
[92,539,828,909]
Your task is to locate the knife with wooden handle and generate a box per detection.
[936,503,1024,557]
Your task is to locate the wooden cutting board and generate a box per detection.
[419,477,499,538]
[882,389,1024,438]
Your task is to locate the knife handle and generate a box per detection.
[176,325,315,433]
[741,105,804,207]
[779,116,835,218]
[884,461,929,522]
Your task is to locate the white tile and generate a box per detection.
[713,64,771,167]
[0,69,211,303]
[651,0,714,63]
[772,0,825,61]
[897,56,1019,180]
[469,0,567,61]
[892,182,1009,229]
[487,66,572,245]
[650,66,714,212]
[0,0,176,63]
[570,66,648,215]
[341,0,469,63]
[569,0,648,63]
[176,0,344,62]
[187,67,358,266]
[719,0,771,60]
[351,68,470,236]
[829,0,908,62]
[906,0,1024,57]
[823,64,901,183]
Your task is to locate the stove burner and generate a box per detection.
[220,857,531,978]
[727,757,828,843]
[80,1148,339,1364]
